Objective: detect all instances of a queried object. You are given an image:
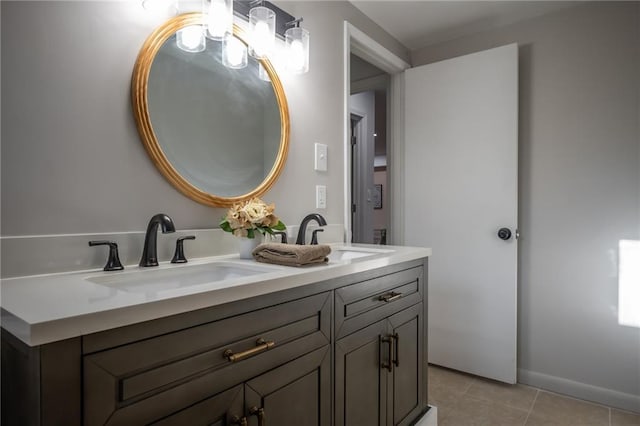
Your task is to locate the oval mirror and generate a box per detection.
[132,13,289,207]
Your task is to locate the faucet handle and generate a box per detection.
[171,236,196,264]
[311,229,324,245]
[273,231,288,244]
[89,241,124,271]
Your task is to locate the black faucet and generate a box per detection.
[140,213,176,267]
[295,213,327,245]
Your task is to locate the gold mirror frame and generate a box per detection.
[132,13,290,207]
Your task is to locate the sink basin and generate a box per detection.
[328,247,394,262]
[86,262,275,294]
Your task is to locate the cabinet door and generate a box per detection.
[335,320,388,426]
[244,345,331,426]
[387,303,424,426]
[151,385,243,426]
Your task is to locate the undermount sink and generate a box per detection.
[328,246,394,262]
[86,262,275,294]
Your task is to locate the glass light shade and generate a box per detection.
[176,25,206,52]
[285,26,309,74]
[223,35,248,69]
[248,6,275,59]
[206,0,233,40]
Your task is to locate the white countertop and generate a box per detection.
[1,243,430,346]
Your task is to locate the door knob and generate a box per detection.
[497,228,512,241]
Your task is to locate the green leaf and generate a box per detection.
[247,228,255,239]
[272,221,286,231]
[220,221,233,233]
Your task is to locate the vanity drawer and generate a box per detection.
[335,266,423,339]
[83,291,331,426]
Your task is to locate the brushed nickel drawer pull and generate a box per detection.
[378,292,402,303]
[223,338,275,363]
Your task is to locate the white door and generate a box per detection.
[404,44,518,383]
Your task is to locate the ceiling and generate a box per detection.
[350,1,580,51]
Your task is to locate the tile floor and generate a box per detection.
[427,364,640,426]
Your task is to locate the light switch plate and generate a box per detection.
[316,185,327,209]
[314,143,328,171]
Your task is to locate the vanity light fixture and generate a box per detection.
[146,0,310,73]
[284,19,309,74]
[206,0,233,40]
[228,0,310,73]
[248,5,276,58]
[223,35,248,69]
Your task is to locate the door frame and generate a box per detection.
[343,22,410,244]
[349,111,365,243]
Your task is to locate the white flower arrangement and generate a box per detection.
[220,197,286,239]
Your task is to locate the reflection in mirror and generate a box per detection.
[148,34,280,197]
[132,14,289,207]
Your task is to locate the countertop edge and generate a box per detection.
[2,245,431,346]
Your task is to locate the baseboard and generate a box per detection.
[518,368,640,414]
[413,406,438,426]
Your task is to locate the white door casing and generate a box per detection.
[344,22,411,244]
[404,44,519,383]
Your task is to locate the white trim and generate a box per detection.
[518,368,640,414]
[389,73,405,245]
[413,406,438,426]
[351,74,389,94]
[343,21,410,244]
[348,24,411,73]
[343,22,352,243]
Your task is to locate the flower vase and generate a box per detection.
[238,235,261,259]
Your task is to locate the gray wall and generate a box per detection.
[1,0,408,236]
[413,1,640,409]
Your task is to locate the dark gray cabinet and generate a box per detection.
[1,258,428,426]
[334,265,425,426]
[336,304,423,426]
[151,384,244,426]
[244,345,331,426]
[153,345,331,426]
[83,292,331,425]
[335,319,389,426]
[388,304,423,426]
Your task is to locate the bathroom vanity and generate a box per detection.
[1,245,430,426]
